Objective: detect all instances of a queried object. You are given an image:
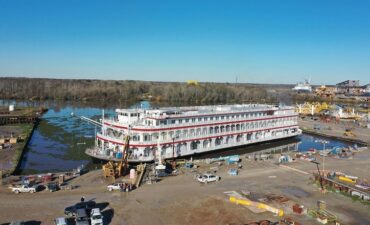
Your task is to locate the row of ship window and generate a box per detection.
[150,111,280,126]
[104,117,297,142]
[101,128,297,158]
[131,117,297,142]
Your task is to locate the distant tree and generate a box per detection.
[0,77,285,104]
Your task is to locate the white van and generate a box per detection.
[90,208,104,225]
[54,217,67,225]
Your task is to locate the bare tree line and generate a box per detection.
[0,77,286,104]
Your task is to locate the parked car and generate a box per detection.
[47,182,60,192]
[107,183,123,191]
[64,200,96,216]
[54,217,68,225]
[197,173,220,184]
[32,184,45,192]
[90,208,104,225]
[75,208,89,225]
[156,170,171,177]
[59,182,73,190]
[11,185,36,194]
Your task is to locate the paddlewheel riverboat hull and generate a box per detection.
[85,104,302,162]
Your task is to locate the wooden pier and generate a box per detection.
[0,115,39,125]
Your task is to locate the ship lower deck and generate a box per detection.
[86,131,301,163]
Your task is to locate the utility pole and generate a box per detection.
[315,139,329,175]
[311,161,324,190]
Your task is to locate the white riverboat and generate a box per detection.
[86,104,302,162]
[292,80,312,93]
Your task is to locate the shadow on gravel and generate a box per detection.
[24,221,42,225]
[96,202,109,211]
[1,221,42,225]
[281,186,310,198]
[102,208,114,225]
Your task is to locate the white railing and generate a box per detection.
[92,129,301,161]
[97,133,124,143]
[98,123,299,146]
[104,113,298,131]
[87,147,155,161]
[168,131,300,158]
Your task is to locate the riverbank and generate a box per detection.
[0,107,46,176]
[298,118,370,145]
[0,124,35,176]
[11,122,38,175]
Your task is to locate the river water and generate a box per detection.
[0,100,355,174]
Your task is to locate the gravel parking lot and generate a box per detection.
[1,148,370,225]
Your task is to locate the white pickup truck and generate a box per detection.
[12,185,36,194]
[197,173,220,184]
[106,183,123,191]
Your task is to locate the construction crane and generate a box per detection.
[71,112,102,127]
[315,85,336,98]
[295,102,330,116]
[118,134,130,177]
[72,110,131,179]
[344,128,356,137]
[311,160,324,191]
[71,110,131,178]
[187,80,198,86]
[102,134,130,179]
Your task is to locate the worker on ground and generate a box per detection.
[81,196,85,202]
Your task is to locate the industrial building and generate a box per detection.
[335,80,365,96]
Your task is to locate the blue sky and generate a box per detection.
[0,0,369,85]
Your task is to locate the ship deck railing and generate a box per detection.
[97,127,300,146]
[86,147,154,162]
[98,124,299,144]
[147,104,281,113]
[89,131,300,162]
[104,112,297,130]
[146,105,282,119]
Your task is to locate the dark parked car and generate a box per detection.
[64,200,96,217]
[47,182,60,192]
[75,208,89,225]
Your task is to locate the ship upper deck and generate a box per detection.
[105,104,297,130]
[121,104,292,118]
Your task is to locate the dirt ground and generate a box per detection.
[1,148,370,225]
[0,126,24,171]
[298,117,370,145]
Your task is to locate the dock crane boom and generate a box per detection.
[311,160,324,191]
[102,134,131,179]
[72,110,132,179]
[118,135,130,177]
